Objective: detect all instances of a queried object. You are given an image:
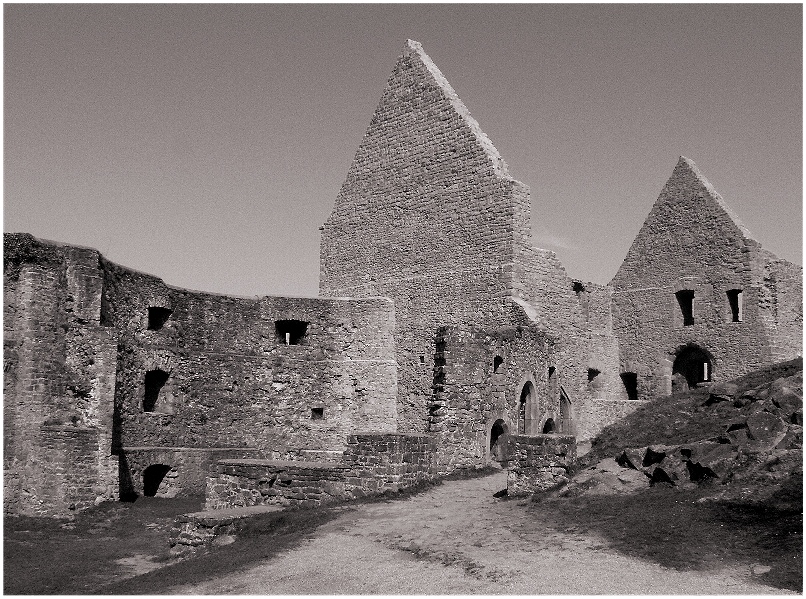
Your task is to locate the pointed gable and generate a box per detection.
[320,40,528,296]
[611,157,759,290]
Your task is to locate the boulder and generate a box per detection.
[774,426,802,450]
[746,412,788,451]
[705,382,738,405]
[615,448,643,470]
[771,388,803,422]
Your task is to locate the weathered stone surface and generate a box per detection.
[746,412,788,450]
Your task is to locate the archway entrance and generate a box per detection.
[672,345,712,391]
[142,464,172,497]
[489,419,509,462]
[559,388,574,435]
[542,418,556,434]
[518,382,535,434]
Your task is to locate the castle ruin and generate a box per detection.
[4,40,801,516]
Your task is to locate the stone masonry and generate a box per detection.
[3,40,801,515]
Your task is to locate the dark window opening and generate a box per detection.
[587,368,600,382]
[676,290,695,326]
[275,320,309,345]
[419,355,425,364]
[620,372,639,401]
[727,289,743,322]
[311,407,324,420]
[493,355,504,373]
[147,307,172,330]
[542,418,556,434]
[143,369,170,412]
[572,281,586,294]
[142,464,171,497]
[672,345,712,391]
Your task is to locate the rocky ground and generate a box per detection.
[570,360,802,509]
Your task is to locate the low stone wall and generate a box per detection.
[119,447,264,498]
[342,432,437,494]
[506,434,576,495]
[204,433,437,509]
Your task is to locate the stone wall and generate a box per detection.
[506,434,576,495]
[319,40,534,435]
[610,157,803,400]
[429,323,559,473]
[3,235,119,516]
[3,233,399,514]
[204,433,437,509]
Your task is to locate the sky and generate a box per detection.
[4,4,802,298]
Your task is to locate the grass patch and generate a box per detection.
[534,486,802,592]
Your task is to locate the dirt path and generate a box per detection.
[170,470,793,595]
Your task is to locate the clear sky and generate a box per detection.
[5,4,802,297]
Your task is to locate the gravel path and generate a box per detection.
[170,469,793,595]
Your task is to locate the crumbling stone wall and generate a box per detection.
[611,157,803,400]
[3,235,118,516]
[204,433,437,509]
[506,434,576,495]
[429,323,560,473]
[4,233,399,514]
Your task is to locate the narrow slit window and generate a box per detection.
[727,289,743,322]
[275,320,309,345]
[493,355,503,373]
[675,290,695,326]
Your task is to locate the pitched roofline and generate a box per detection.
[404,40,512,180]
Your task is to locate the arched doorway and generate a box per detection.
[542,418,556,434]
[672,345,713,391]
[142,464,172,497]
[489,419,509,462]
[518,381,535,434]
[559,388,574,435]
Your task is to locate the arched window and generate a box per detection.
[672,345,712,391]
[542,418,556,434]
[143,369,170,412]
[142,464,172,497]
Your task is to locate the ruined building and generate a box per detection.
[4,40,802,516]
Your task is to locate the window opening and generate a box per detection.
[143,369,170,412]
[275,320,309,345]
[620,372,639,401]
[587,368,600,382]
[493,355,503,373]
[311,407,324,420]
[727,289,743,322]
[419,355,425,364]
[147,307,172,330]
[676,290,695,326]
[542,418,556,434]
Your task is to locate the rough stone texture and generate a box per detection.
[119,447,265,498]
[4,41,802,517]
[169,504,283,557]
[610,157,803,400]
[204,433,437,509]
[506,434,576,495]
[319,40,628,446]
[3,233,397,515]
